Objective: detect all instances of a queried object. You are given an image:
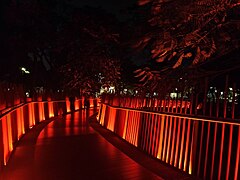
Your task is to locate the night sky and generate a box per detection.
[57,0,138,21]
[76,0,137,15]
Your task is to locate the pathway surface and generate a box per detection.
[1,109,163,180]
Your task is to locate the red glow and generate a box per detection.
[48,101,54,118]
[183,120,191,172]
[162,116,169,162]
[74,111,80,127]
[2,115,13,165]
[75,99,80,110]
[234,126,240,180]
[157,115,165,160]
[226,124,233,179]
[100,105,106,125]
[166,116,173,163]
[203,122,211,178]
[66,97,71,113]
[98,103,240,179]
[170,117,177,165]
[197,122,204,176]
[122,110,129,139]
[210,123,218,180]
[174,117,181,167]
[16,108,24,139]
[179,118,186,169]
[38,102,45,122]
[218,124,225,179]
[125,111,139,146]
[107,108,116,131]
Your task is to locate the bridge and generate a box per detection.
[0,97,239,179]
[0,98,190,180]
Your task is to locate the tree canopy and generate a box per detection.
[133,0,240,92]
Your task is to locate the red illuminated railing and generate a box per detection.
[98,103,240,180]
[0,97,99,170]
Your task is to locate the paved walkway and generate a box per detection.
[1,109,163,180]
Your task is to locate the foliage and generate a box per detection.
[1,1,122,95]
[134,0,240,91]
[56,8,121,95]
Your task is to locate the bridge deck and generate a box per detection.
[1,109,164,180]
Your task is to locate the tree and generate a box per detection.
[133,0,240,91]
[56,7,122,96]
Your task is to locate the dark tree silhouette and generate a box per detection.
[133,0,240,91]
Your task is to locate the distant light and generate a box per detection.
[26,92,30,97]
[170,93,177,98]
[229,87,233,90]
[109,86,115,90]
[7,88,10,91]
[20,67,30,74]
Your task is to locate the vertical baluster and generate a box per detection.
[140,112,145,148]
[162,116,169,162]
[210,123,218,180]
[129,111,134,145]
[183,119,191,172]
[166,116,173,163]
[129,112,134,145]
[167,99,175,163]
[154,115,161,157]
[151,114,157,155]
[179,118,186,169]
[174,117,181,167]
[189,119,199,175]
[197,122,204,176]
[148,113,153,154]
[203,122,211,179]
[170,116,177,165]
[133,112,139,146]
[143,113,148,151]
[125,110,129,141]
[234,126,240,180]
[157,115,165,160]
[226,124,233,180]
[145,113,151,152]
[218,124,225,180]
